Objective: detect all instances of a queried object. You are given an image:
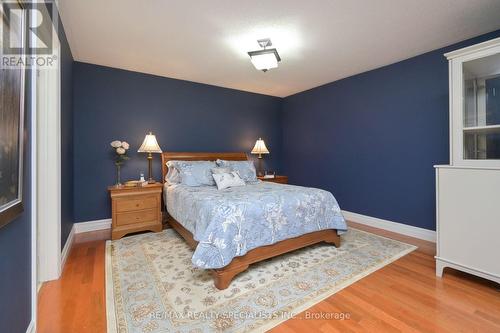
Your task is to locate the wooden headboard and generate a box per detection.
[161,152,248,183]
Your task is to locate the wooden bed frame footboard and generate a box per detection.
[167,215,340,289]
[161,151,341,290]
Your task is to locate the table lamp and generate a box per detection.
[251,138,269,176]
[138,132,162,183]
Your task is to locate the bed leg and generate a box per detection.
[325,231,341,248]
[212,264,249,290]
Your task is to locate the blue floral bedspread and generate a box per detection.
[164,182,347,269]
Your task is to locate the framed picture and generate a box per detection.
[0,1,26,228]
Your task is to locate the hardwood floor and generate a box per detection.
[38,238,107,333]
[37,222,500,333]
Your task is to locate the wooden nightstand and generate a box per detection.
[257,175,288,184]
[108,182,163,240]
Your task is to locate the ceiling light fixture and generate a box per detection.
[247,38,281,72]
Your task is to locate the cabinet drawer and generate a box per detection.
[115,196,157,213]
[115,209,158,226]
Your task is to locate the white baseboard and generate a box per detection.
[58,220,111,276]
[342,210,436,242]
[61,224,75,271]
[26,319,35,333]
[74,218,112,234]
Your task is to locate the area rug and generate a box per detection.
[106,228,416,333]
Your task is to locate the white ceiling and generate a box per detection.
[58,0,500,97]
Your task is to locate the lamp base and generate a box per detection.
[256,156,264,177]
[146,153,155,184]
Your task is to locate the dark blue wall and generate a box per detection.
[59,11,74,247]
[73,62,283,222]
[0,71,32,333]
[282,29,500,231]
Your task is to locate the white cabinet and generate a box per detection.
[435,166,500,283]
[435,37,500,284]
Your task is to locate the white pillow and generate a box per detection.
[212,171,246,190]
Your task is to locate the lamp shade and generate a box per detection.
[249,50,279,71]
[138,132,162,153]
[251,138,270,155]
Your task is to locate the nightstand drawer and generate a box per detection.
[115,195,157,213]
[116,209,157,226]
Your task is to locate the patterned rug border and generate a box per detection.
[344,227,420,251]
[105,228,417,333]
[106,239,118,333]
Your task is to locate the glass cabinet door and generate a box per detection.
[462,53,500,160]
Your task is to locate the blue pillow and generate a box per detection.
[165,161,181,184]
[216,160,257,183]
[168,161,217,186]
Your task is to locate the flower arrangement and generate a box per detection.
[110,140,130,186]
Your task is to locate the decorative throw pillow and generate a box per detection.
[212,171,246,190]
[167,160,217,186]
[216,160,258,183]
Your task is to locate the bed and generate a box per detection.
[161,152,347,289]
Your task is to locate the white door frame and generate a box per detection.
[29,6,63,331]
[36,14,62,283]
[29,12,38,333]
